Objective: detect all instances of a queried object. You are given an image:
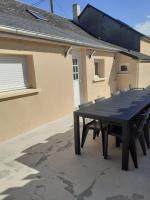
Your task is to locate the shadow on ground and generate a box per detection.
[1,128,150,200]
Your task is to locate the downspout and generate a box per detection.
[136,61,140,88]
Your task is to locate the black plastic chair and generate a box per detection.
[129,117,147,168]
[103,115,147,168]
[95,97,121,149]
[79,102,106,156]
[79,102,101,148]
[141,108,150,148]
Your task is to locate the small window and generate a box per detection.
[94,59,105,80]
[95,62,99,76]
[0,56,29,92]
[119,64,129,73]
[26,9,48,21]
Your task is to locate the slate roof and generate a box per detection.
[121,50,150,61]
[105,43,150,61]
[0,0,119,51]
[79,4,150,41]
[0,0,150,61]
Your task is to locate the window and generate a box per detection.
[119,64,129,73]
[72,59,79,80]
[94,59,105,80]
[0,56,29,92]
[26,9,48,21]
[95,62,99,76]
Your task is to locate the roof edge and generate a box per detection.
[0,24,118,52]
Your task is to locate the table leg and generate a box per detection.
[74,112,81,155]
[122,121,130,171]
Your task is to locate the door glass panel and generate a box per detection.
[75,59,77,65]
[75,66,77,72]
[73,66,75,72]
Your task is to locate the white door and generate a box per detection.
[72,57,80,108]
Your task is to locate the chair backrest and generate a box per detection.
[95,97,105,103]
[79,101,94,125]
[133,115,147,137]
[79,101,93,109]
[140,109,150,121]
[138,119,147,133]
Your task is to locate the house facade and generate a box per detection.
[0,1,150,142]
[140,37,150,56]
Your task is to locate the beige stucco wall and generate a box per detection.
[79,48,88,103]
[140,39,150,56]
[0,37,74,142]
[82,51,117,101]
[138,62,150,88]
[115,53,138,90]
[1,35,145,142]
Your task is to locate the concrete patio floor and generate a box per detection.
[0,115,150,200]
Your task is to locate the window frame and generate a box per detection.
[94,59,105,80]
[0,54,39,100]
[119,63,129,74]
[0,55,30,93]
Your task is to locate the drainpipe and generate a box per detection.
[136,61,140,88]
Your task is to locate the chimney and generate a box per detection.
[72,4,80,23]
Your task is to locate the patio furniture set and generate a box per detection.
[74,89,150,171]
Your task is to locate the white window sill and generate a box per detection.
[0,88,41,100]
[93,78,105,83]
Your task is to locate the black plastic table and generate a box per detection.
[74,89,150,170]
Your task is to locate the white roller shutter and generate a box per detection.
[0,56,29,92]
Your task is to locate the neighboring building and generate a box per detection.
[78,4,141,51]
[140,36,150,56]
[77,4,150,91]
[0,0,149,141]
[77,4,150,53]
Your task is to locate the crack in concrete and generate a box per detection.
[56,168,111,200]
[57,174,97,200]
[34,153,50,167]
[56,140,63,144]
[36,185,45,189]
[132,194,144,200]
[106,193,144,200]
[56,175,77,197]
[56,140,73,152]
[58,172,65,175]
[47,145,53,152]
[76,179,96,200]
